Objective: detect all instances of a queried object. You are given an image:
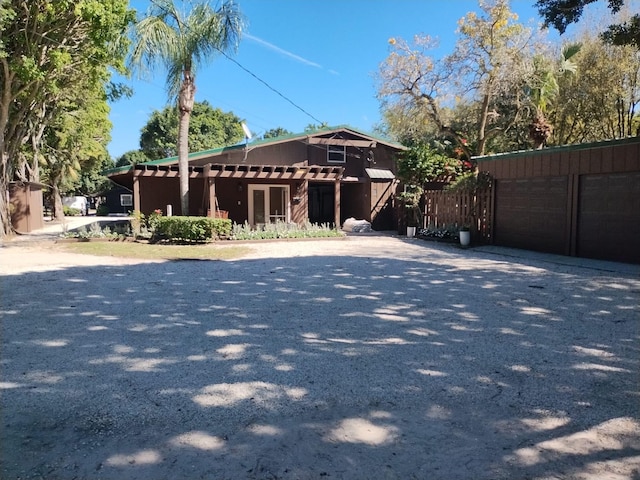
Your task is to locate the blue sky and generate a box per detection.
[107,0,558,159]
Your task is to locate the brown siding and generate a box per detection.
[494,177,567,254]
[479,137,640,263]
[370,180,397,230]
[9,183,44,233]
[140,177,181,215]
[577,172,640,263]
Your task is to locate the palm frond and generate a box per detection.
[130,0,245,102]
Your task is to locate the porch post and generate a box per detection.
[334,178,341,228]
[205,165,216,216]
[133,171,141,212]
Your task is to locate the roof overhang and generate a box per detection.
[365,168,395,180]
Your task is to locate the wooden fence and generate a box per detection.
[422,187,493,243]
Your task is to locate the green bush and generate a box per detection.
[96,205,109,215]
[153,216,232,242]
[63,206,81,216]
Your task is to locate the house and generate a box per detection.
[105,126,407,230]
[101,182,133,215]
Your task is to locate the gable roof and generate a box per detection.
[105,125,406,176]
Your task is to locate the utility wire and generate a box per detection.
[215,47,325,126]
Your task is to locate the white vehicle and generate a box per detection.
[62,196,89,215]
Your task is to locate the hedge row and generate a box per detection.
[153,216,232,242]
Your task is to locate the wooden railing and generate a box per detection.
[423,187,493,243]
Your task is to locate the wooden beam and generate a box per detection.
[334,177,341,228]
[133,174,140,212]
[307,137,376,148]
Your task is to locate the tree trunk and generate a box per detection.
[177,72,196,216]
[529,109,553,150]
[53,184,64,220]
[0,172,10,237]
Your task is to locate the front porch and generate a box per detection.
[126,163,344,228]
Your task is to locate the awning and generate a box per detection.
[365,168,395,180]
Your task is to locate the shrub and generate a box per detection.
[153,216,232,242]
[230,221,343,240]
[96,205,109,216]
[61,222,130,240]
[63,206,81,216]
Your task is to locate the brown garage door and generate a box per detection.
[494,176,568,254]
[578,172,640,264]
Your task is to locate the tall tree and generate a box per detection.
[130,0,244,215]
[550,32,640,143]
[378,0,537,160]
[40,82,112,219]
[140,101,244,159]
[536,0,640,47]
[0,0,133,236]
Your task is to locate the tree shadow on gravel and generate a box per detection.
[1,245,639,479]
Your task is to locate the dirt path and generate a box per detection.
[1,236,639,479]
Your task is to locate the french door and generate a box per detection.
[248,185,290,227]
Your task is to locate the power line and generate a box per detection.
[215,47,325,126]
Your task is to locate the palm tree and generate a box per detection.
[131,0,244,215]
[529,43,581,149]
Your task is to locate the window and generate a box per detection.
[327,145,346,163]
[120,194,133,207]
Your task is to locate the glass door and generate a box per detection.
[249,185,290,227]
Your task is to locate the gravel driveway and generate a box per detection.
[1,235,639,479]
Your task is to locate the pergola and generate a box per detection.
[130,163,344,226]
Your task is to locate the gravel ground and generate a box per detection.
[1,234,639,480]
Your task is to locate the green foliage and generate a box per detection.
[230,221,344,240]
[77,155,115,197]
[140,101,244,159]
[39,82,113,215]
[96,204,110,215]
[153,216,232,242]
[62,222,130,240]
[536,0,640,48]
[0,0,135,233]
[304,123,329,132]
[63,206,82,216]
[602,14,640,48]
[262,127,293,139]
[397,143,464,186]
[130,0,244,102]
[379,1,536,157]
[130,210,145,236]
[115,150,149,167]
[445,171,493,193]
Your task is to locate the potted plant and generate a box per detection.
[459,224,471,247]
[398,185,422,238]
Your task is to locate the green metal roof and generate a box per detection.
[104,125,406,176]
[474,136,640,162]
